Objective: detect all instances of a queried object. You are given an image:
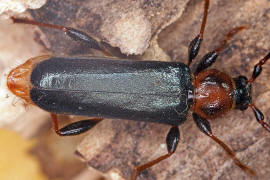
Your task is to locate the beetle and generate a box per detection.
[6,0,270,179]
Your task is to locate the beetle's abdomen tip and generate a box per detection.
[7,55,50,102]
[7,60,32,102]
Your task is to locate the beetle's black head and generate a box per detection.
[233,76,252,111]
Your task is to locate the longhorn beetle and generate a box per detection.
[7,0,270,179]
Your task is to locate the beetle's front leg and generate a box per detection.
[51,114,102,136]
[129,126,180,180]
[192,112,256,176]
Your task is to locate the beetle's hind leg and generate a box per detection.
[11,17,114,57]
[51,114,102,136]
[129,126,180,180]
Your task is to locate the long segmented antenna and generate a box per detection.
[249,104,270,132]
[248,52,270,83]
[248,52,270,132]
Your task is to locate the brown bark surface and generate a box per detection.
[3,0,270,180]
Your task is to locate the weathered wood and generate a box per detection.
[30,0,189,56]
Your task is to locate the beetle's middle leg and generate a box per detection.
[194,26,248,75]
[129,126,180,180]
[51,114,102,136]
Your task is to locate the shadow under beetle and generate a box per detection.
[7,0,270,179]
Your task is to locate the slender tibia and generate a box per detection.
[11,17,112,56]
[216,26,248,53]
[11,16,64,30]
[129,126,180,180]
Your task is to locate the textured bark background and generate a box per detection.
[1,0,270,180]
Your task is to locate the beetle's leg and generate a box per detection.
[129,126,180,180]
[11,17,113,56]
[194,26,248,75]
[51,114,102,136]
[192,112,256,176]
[188,0,209,66]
